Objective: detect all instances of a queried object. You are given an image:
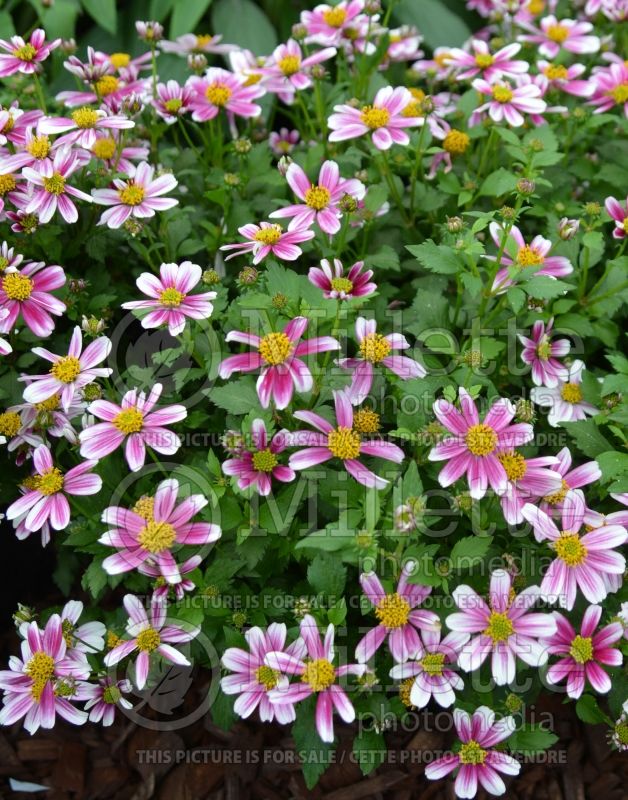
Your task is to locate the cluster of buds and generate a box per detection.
[136,20,164,43]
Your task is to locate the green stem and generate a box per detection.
[409,121,428,221]
[379,151,409,225]
[33,73,47,113]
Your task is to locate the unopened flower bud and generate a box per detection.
[188,53,208,73]
[233,137,252,154]
[527,138,544,152]
[394,504,415,532]
[224,172,240,187]
[515,398,536,423]
[13,604,35,627]
[238,266,258,285]
[584,201,601,217]
[558,217,579,240]
[505,693,523,713]
[81,315,106,336]
[446,215,464,233]
[339,193,358,213]
[136,21,163,42]
[311,64,327,80]
[271,292,288,309]
[232,611,247,629]
[603,392,622,409]
[82,383,103,402]
[354,169,368,182]
[461,350,483,368]
[222,430,245,455]
[123,218,143,237]
[291,23,307,40]
[454,492,473,513]
[527,297,546,311]
[202,269,221,285]
[420,96,436,114]
[60,38,77,54]
[516,178,535,196]
[293,597,311,620]
[364,0,381,14]
[277,155,292,176]
[68,278,88,293]
[500,205,516,221]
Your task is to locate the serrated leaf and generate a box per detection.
[292,696,334,788]
[478,168,518,197]
[450,536,493,570]
[562,420,613,458]
[307,553,347,599]
[406,240,462,275]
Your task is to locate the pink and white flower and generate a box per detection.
[471,78,547,127]
[220,221,314,265]
[80,677,132,726]
[38,108,134,149]
[537,60,594,97]
[539,447,601,516]
[518,16,600,59]
[0,29,60,77]
[269,128,299,156]
[428,388,533,500]
[222,419,295,496]
[302,1,369,46]
[588,62,628,117]
[519,318,570,387]
[218,316,339,410]
[530,360,599,426]
[79,382,186,472]
[308,258,376,300]
[0,260,66,338]
[543,605,623,699]
[153,80,194,124]
[159,33,236,57]
[58,600,105,655]
[262,39,336,94]
[604,194,628,239]
[22,147,93,224]
[497,451,562,525]
[447,40,528,82]
[121,261,216,336]
[92,161,178,229]
[187,68,264,122]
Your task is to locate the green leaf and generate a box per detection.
[395,0,471,47]
[81,0,117,33]
[478,168,518,198]
[353,729,386,776]
[212,0,276,55]
[523,276,572,299]
[508,724,558,755]
[149,0,176,21]
[292,696,334,788]
[575,694,612,725]
[596,451,628,482]
[507,287,526,313]
[406,240,463,275]
[209,378,260,414]
[41,0,80,39]
[81,560,108,600]
[450,536,493,570]
[171,0,213,37]
[307,553,347,599]
[563,420,612,458]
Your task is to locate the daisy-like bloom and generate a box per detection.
[328,86,423,151]
[338,317,425,405]
[428,388,534,500]
[543,605,623,700]
[0,260,66,338]
[487,222,573,294]
[269,128,299,156]
[262,39,336,94]
[89,133,148,174]
[79,383,186,472]
[446,569,556,685]
[121,261,216,337]
[222,419,295,496]
[412,47,455,80]
[264,614,367,743]
[0,103,42,148]
[518,15,600,59]
[159,33,235,56]
[604,194,628,239]
[301,1,368,46]
[6,444,102,533]
[0,241,23,272]
[308,258,376,300]
[221,623,306,723]
[0,615,89,734]
[518,318,570,388]
[447,40,528,82]
[38,108,133,149]
[0,29,60,76]
[0,125,61,173]
[539,446,601,517]
[270,160,365,236]
[389,628,470,708]
[187,68,264,122]
[21,326,112,411]
[99,478,221,583]
[92,161,178,229]
[588,62,628,117]
[288,388,404,489]
[497,451,562,525]
[521,493,627,609]
[140,555,202,602]
[58,600,105,655]
[537,60,594,98]
[471,78,547,127]
[104,594,199,690]
[80,677,132,726]
[530,359,598,427]
[424,706,520,798]
[219,317,339,409]
[355,564,440,663]
[153,80,194,124]
[22,147,93,225]
[221,221,314,265]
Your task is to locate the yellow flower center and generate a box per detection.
[252,448,278,473]
[107,631,121,649]
[26,652,55,702]
[133,495,155,520]
[443,129,470,155]
[398,676,415,708]
[547,23,570,43]
[42,172,66,195]
[71,107,99,129]
[360,105,391,129]
[22,475,42,491]
[278,55,301,76]
[560,382,583,404]
[14,43,37,62]
[164,98,183,113]
[517,245,545,266]
[109,52,130,69]
[159,287,185,307]
[375,592,411,629]
[607,83,628,104]
[26,135,51,160]
[475,53,494,69]
[542,479,568,506]
[119,183,145,206]
[0,411,21,437]
[359,332,392,363]
[243,73,263,87]
[536,337,552,360]
[205,83,232,107]
[327,426,361,460]
[95,75,119,96]
[2,272,33,301]
[113,407,144,433]
[569,635,593,664]
[323,7,347,26]
[492,85,514,104]
[254,224,282,245]
[353,407,380,434]
[50,355,81,383]
[136,627,161,652]
[465,423,498,456]
[258,331,293,365]
[554,532,587,566]
[544,64,569,80]
[497,450,527,482]
[103,684,122,704]
[623,217,628,233]
[61,619,74,648]
[301,658,336,691]
[527,0,545,13]
[330,276,353,294]
[138,520,177,553]
[37,467,64,496]
[255,664,280,690]
[459,740,487,765]
[195,34,214,49]
[0,174,16,195]
[305,185,331,210]
[484,611,514,642]
[36,394,60,412]
[92,138,116,159]
[420,652,446,676]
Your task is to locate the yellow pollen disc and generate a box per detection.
[119,184,145,205]
[2,272,33,301]
[554,532,587,566]
[133,495,155,520]
[497,450,527,482]
[569,634,593,664]
[36,394,60,412]
[14,43,37,62]
[252,448,278,473]
[623,217,628,234]
[465,423,498,456]
[26,135,51,159]
[136,627,161,652]
[547,24,569,43]
[110,52,130,69]
[92,138,116,159]
[37,467,64,496]
[527,0,545,13]
[107,630,121,649]
[0,174,16,195]
[42,172,66,195]
[399,676,416,708]
[61,619,74,648]
[164,98,183,113]
[103,684,122,704]
[113,407,144,434]
[255,664,280,690]
[159,287,185,307]
[330,276,353,294]
[359,332,392,363]
[484,611,514,642]
[607,83,628,104]
[544,64,569,80]
[443,129,470,155]
[195,34,214,49]
[305,185,331,210]
[560,382,583,404]
[258,332,293,365]
[420,652,446,676]
[50,355,81,383]
[26,652,55,702]
[459,740,487,765]
[434,52,451,68]
[278,55,301,76]
[0,111,14,134]
[0,411,21,437]
[95,75,119,96]
[360,105,391,129]
[138,520,177,553]
[22,475,42,491]
[323,7,347,26]
[402,101,423,118]
[536,338,552,361]
[71,107,99,129]
[353,408,380,434]
[205,82,232,107]
[544,479,568,506]
[517,245,544,266]
[301,658,336,691]
[492,85,514,104]
[375,592,411,629]
[475,53,494,68]
[327,426,361,460]
[254,224,282,245]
